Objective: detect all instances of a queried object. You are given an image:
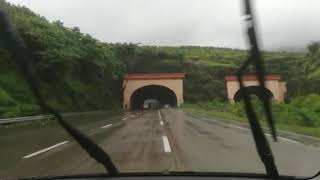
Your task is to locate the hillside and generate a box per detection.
[0,0,320,118]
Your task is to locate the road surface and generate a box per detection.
[2,109,320,178]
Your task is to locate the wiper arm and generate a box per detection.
[0,10,119,176]
[238,0,278,177]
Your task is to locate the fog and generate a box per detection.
[6,0,320,51]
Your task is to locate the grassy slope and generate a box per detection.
[0,1,125,118]
[1,1,319,119]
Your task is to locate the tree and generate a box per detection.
[52,20,64,27]
[308,42,320,55]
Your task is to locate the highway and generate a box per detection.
[2,109,320,178]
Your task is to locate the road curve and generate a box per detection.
[3,109,320,178]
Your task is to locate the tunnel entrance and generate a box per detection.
[234,86,274,102]
[130,85,177,110]
[143,99,160,109]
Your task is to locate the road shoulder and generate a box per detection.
[184,109,320,147]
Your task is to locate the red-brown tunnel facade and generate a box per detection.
[130,85,177,110]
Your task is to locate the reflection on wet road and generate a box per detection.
[2,109,320,178]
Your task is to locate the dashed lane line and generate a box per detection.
[90,122,123,136]
[158,110,162,120]
[162,136,172,153]
[122,117,128,121]
[23,121,120,159]
[100,124,112,129]
[22,141,69,159]
[159,110,171,153]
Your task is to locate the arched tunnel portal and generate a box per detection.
[130,85,177,110]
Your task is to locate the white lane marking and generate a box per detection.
[229,124,299,143]
[122,117,127,121]
[265,133,299,144]
[100,124,112,129]
[162,136,171,153]
[206,118,300,144]
[158,110,162,120]
[160,121,164,126]
[223,123,249,131]
[22,141,69,159]
[278,137,299,143]
[89,131,100,136]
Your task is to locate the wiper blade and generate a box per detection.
[238,0,278,178]
[0,10,118,176]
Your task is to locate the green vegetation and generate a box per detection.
[0,0,320,128]
[184,94,320,138]
[0,1,128,117]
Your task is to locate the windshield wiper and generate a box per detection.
[0,10,119,176]
[237,0,278,178]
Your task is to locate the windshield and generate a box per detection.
[1,0,320,179]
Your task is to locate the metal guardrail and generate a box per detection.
[0,110,106,124]
[0,115,54,124]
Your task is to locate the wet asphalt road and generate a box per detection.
[2,109,320,178]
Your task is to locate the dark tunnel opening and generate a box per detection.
[234,86,274,102]
[130,85,177,110]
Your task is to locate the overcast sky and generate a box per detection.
[6,0,320,51]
